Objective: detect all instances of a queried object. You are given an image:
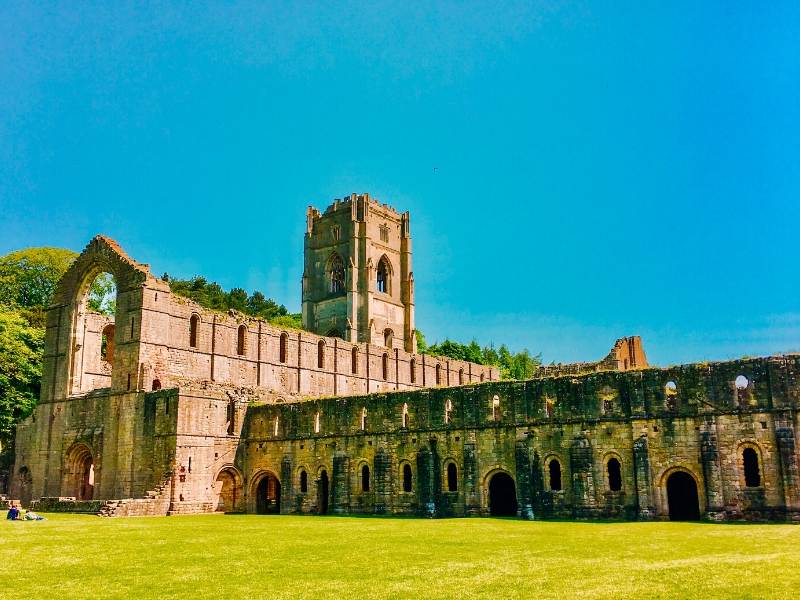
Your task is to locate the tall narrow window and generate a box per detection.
[101,324,115,363]
[382,353,389,380]
[273,416,279,436]
[402,463,413,492]
[384,328,393,349]
[549,459,562,491]
[361,464,370,492]
[300,470,308,493]
[743,447,761,487]
[607,457,622,491]
[361,407,367,431]
[444,399,452,424]
[447,462,458,492]
[410,358,416,383]
[314,411,321,434]
[492,395,501,422]
[189,314,200,348]
[458,369,464,385]
[329,254,345,294]
[351,347,359,374]
[402,403,409,428]
[279,333,288,363]
[376,257,389,293]
[435,364,442,385]
[226,399,235,435]
[317,340,325,369]
[237,324,247,356]
[545,399,554,418]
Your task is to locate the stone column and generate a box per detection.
[374,447,392,515]
[699,427,725,520]
[776,426,800,520]
[416,446,435,517]
[632,434,655,520]
[515,440,534,519]
[462,441,480,515]
[280,455,292,515]
[570,434,597,519]
[332,451,350,514]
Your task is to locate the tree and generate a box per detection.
[0,308,43,454]
[0,247,77,309]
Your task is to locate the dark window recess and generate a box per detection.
[743,447,761,487]
[607,458,622,491]
[549,460,562,491]
[361,465,370,492]
[447,462,458,492]
[300,470,308,493]
[402,463,412,492]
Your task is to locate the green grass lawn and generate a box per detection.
[3,514,799,599]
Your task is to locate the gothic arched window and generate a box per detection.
[329,254,345,294]
[376,257,390,293]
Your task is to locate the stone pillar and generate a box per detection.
[280,455,292,515]
[332,451,350,514]
[699,427,725,520]
[416,446,435,517]
[462,441,480,515]
[374,447,392,515]
[632,435,655,520]
[776,426,800,520]
[515,440,534,519]
[530,450,544,516]
[570,434,597,519]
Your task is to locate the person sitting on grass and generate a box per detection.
[24,510,44,521]
[6,504,20,520]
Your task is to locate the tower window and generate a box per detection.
[379,224,389,243]
[351,347,359,374]
[332,225,341,241]
[384,328,393,349]
[376,257,390,293]
[329,254,345,294]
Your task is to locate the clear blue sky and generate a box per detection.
[2,2,798,366]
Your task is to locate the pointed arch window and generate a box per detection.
[549,459,562,491]
[329,254,345,294]
[237,324,247,356]
[402,463,413,492]
[743,447,761,487]
[189,314,200,348]
[376,257,390,293]
[361,464,371,492]
[446,462,458,492]
[607,457,622,491]
[279,332,289,363]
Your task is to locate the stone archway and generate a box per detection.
[488,471,518,516]
[666,470,700,521]
[65,444,95,500]
[214,467,242,513]
[254,472,281,514]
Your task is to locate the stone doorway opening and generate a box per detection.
[255,472,281,514]
[488,471,518,516]
[66,445,95,500]
[666,471,700,521]
[214,468,241,513]
[318,470,329,515]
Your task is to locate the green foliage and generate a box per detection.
[86,273,116,316]
[165,275,293,325]
[0,308,44,453]
[415,329,428,353]
[0,247,77,309]
[3,515,800,599]
[422,333,541,380]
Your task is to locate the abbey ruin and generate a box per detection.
[10,194,800,522]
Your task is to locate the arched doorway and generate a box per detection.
[318,470,329,515]
[666,471,700,521]
[66,445,95,500]
[214,468,241,513]
[255,472,281,514]
[488,471,517,516]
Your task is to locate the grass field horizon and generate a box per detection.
[4,513,799,599]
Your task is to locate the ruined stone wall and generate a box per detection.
[235,355,800,521]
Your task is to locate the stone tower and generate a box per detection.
[302,193,416,353]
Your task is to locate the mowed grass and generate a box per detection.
[3,514,799,599]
